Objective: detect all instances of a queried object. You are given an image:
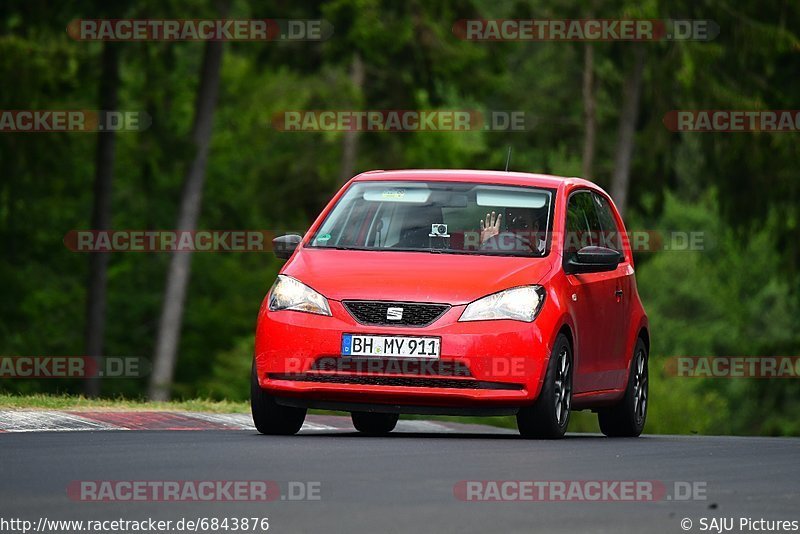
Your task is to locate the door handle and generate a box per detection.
[615,289,624,298]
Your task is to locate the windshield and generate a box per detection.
[309,181,554,257]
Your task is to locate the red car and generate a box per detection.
[252,170,649,439]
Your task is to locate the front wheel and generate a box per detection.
[516,333,572,439]
[351,412,399,436]
[598,338,648,437]
[250,361,306,435]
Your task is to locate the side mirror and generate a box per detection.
[272,234,302,260]
[565,246,622,274]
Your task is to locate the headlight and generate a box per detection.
[459,285,546,323]
[268,275,331,316]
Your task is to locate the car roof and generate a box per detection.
[351,169,600,193]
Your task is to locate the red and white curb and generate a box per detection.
[0,410,480,434]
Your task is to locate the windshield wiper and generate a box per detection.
[328,245,370,251]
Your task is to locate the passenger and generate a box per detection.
[479,210,545,254]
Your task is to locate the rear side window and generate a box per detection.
[592,194,624,253]
[564,191,601,263]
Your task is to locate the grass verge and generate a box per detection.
[0,393,250,413]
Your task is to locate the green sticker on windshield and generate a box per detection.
[317,233,331,242]
[382,188,406,199]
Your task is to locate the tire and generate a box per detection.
[250,361,306,435]
[598,338,648,437]
[351,412,399,436]
[516,333,572,439]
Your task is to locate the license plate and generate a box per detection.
[341,334,440,359]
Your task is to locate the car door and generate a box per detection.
[592,192,633,389]
[563,190,618,393]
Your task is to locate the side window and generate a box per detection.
[592,194,623,253]
[564,191,601,263]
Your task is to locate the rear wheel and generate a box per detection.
[598,338,648,437]
[351,412,399,436]
[516,333,572,439]
[250,361,306,435]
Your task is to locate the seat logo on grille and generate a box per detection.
[386,307,404,321]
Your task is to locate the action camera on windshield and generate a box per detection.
[429,224,450,237]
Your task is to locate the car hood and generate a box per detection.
[281,248,554,305]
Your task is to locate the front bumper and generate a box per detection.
[254,300,551,409]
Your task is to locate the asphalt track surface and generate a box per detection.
[2,418,798,534]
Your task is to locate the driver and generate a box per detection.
[479,209,545,254]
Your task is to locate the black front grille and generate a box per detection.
[343,301,450,327]
[269,373,523,390]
